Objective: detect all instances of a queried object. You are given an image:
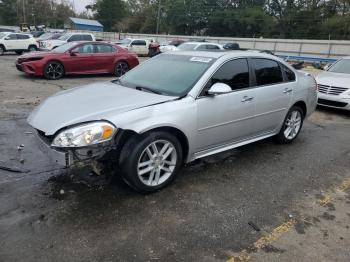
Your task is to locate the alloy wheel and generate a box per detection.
[115,62,129,77]
[29,46,37,52]
[137,140,177,187]
[46,62,64,79]
[284,110,302,140]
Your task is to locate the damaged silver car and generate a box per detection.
[28,51,317,193]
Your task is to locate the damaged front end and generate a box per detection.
[35,121,119,175]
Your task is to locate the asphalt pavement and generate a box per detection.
[0,54,349,262]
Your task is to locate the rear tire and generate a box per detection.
[119,131,183,193]
[114,61,129,77]
[43,61,65,80]
[275,106,304,144]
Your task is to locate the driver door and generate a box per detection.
[63,43,95,74]
[195,59,257,152]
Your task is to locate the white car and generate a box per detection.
[316,57,350,110]
[117,38,151,56]
[38,33,95,51]
[173,42,224,52]
[0,32,38,55]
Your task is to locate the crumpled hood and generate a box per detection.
[316,71,350,88]
[28,82,176,135]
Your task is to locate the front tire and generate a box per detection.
[16,51,23,55]
[114,61,129,77]
[0,45,5,55]
[275,106,304,143]
[119,131,183,193]
[43,61,64,80]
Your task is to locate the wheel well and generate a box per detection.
[145,127,189,162]
[116,60,130,67]
[45,60,65,71]
[28,44,37,49]
[0,44,5,50]
[117,127,189,163]
[293,101,307,117]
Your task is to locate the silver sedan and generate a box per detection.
[28,51,317,192]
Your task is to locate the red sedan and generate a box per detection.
[16,41,139,80]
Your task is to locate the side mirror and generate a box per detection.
[207,83,232,96]
[4,37,10,40]
[70,51,78,56]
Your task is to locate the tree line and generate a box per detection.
[1,0,349,40]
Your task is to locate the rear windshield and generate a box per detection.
[178,43,198,51]
[118,54,215,96]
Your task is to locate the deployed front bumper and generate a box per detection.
[36,134,73,167]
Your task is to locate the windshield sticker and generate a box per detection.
[190,57,212,63]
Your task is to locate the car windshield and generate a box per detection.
[177,43,197,51]
[0,33,6,39]
[117,54,215,96]
[328,59,350,74]
[58,34,71,41]
[51,42,77,53]
[38,33,53,40]
[119,38,131,44]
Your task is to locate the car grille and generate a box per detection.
[317,84,348,95]
[318,98,348,108]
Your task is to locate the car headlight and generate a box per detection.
[52,122,117,148]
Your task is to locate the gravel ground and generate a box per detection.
[0,53,349,262]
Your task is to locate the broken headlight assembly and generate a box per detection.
[51,122,117,148]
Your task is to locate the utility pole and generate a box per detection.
[156,0,161,35]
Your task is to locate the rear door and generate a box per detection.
[16,34,30,49]
[64,43,95,73]
[250,58,294,134]
[196,58,256,152]
[93,43,116,73]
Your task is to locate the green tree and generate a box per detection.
[93,0,127,31]
[0,0,17,25]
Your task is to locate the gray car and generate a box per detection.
[28,51,317,192]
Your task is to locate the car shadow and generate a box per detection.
[316,105,350,118]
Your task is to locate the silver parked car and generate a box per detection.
[316,57,350,110]
[28,51,317,192]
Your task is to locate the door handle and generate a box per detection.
[241,96,254,102]
[283,88,292,94]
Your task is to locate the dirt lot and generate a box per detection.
[0,54,349,262]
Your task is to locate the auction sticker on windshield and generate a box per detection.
[190,57,213,63]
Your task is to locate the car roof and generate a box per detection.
[166,50,280,60]
[182,42,220,45]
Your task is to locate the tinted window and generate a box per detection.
[73,44,94,53]
[132,40,146,46]
[206,44,220,50]
[253,59,283,86]
[7,34,17,40]
[95,44,115,53]
[17,34,30,39]
[81,35,93,41]
[210,59,250,91]
[281,64,296,81]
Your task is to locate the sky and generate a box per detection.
[68,0,94,13]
